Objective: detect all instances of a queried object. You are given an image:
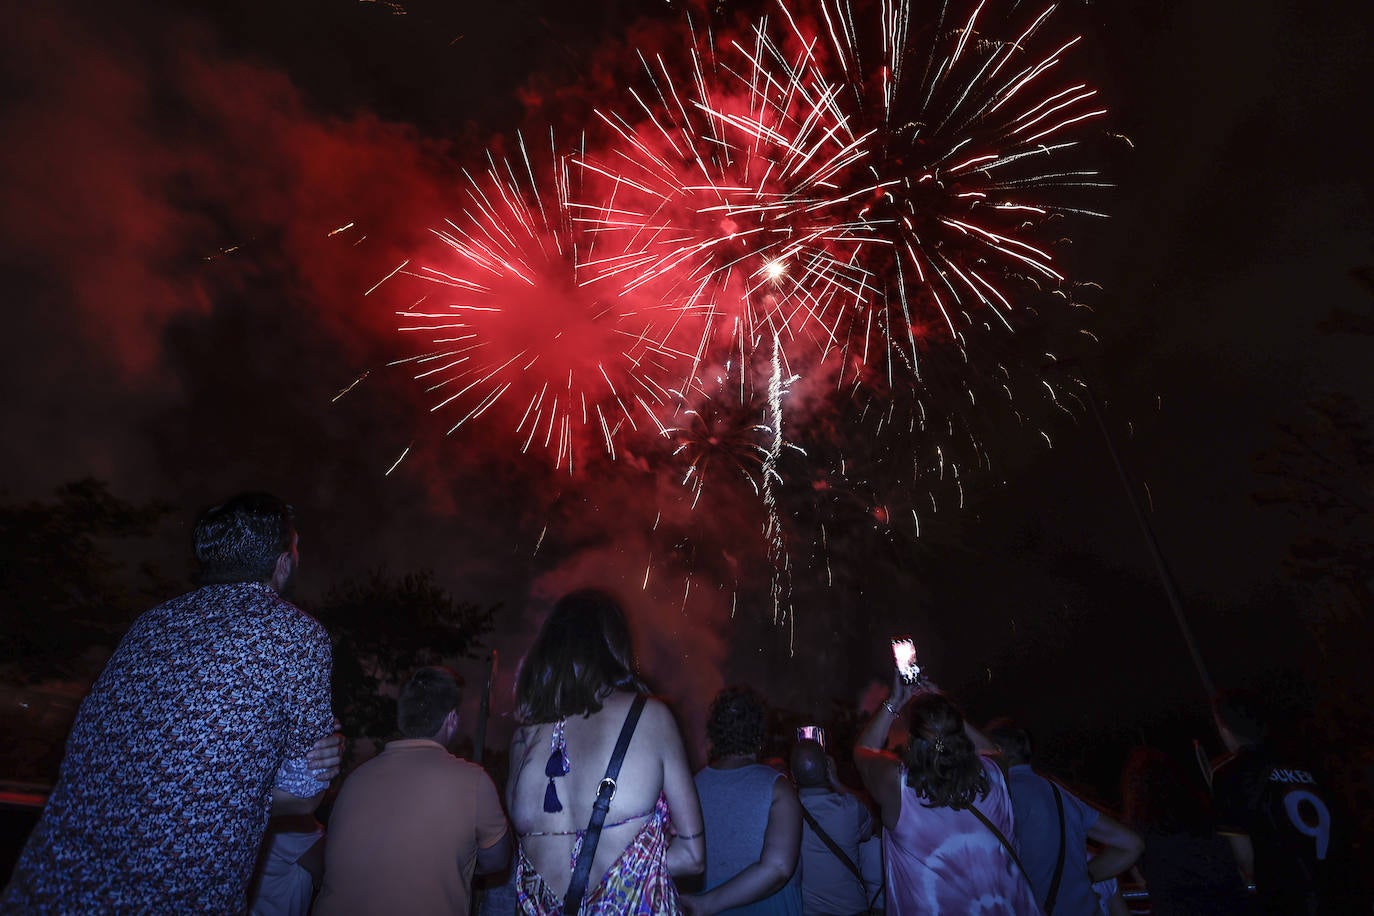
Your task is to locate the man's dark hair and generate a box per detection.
[984,718,1033,766]
[398,667,463,739]
[1214,689,1268,747]
[706,686,766,759]
[193,493,295,585]
[790,739,829,789]
[515,588,647,724]
[903,693,989,810]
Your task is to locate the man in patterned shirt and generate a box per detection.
[3,493,341,914]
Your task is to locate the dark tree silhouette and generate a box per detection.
[1254,393,1374,625]
[312,569,497,751]
[0,479,172,684]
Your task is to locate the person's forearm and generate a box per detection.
[475,834,513,875]
[271,788,324,817]
[1087,845,1140,883]
[857,702,897,751]
[695,860,792,915]
[1224,834,1254,883]
[666,835,706,876]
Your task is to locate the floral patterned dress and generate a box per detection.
[516,794,679,915]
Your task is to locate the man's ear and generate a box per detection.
[445,708,460,732]
[273,551,292,583]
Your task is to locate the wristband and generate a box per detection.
[881,699,900,716]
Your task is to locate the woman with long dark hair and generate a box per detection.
[507,589,706,915]
[854,670,1040,914]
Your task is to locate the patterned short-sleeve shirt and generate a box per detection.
[2,583,334,914]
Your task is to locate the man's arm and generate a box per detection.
[1223,832,1255,883]
[305,719,344,782]
[684,775,801,916]
[475,829,513,875]
[270,727,344,815]
[271,787,325,817]
[1210,762,1255,885]
[472,768,513,875]
[273,625,339,810]
[1086,812,1145,882]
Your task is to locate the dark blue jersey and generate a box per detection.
[1211,747,1343,914]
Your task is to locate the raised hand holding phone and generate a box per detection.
[891,637,920,683]
[886,637,933,713]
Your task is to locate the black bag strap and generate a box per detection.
[798,803,881,912]
[967,803,1035,892]
[1043,781,1067,914]
[562,694,648,915]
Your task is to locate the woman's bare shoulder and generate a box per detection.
[594,692,678,736]
[639,696,684,741]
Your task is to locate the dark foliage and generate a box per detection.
[0,479,172,684]
[312,569,496,750]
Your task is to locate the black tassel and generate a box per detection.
[543,746,570,813]
[544,778,563,813]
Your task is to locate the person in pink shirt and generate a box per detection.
[854,668,1041,915]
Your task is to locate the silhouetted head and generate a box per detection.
[193,493,296,587]
[903,693,989,809]
[790,739,829,789]
[398,666,463,744]
[706,686,766,760]
[985,718,1033,767]
[515,588,646,724]
[1213,689,1268,751]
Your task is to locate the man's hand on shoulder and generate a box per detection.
[306,718,345,782]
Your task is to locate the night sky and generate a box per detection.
[3,0,1372,790]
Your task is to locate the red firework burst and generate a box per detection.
[386,132,690,473]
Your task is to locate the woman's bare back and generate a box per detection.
[509,691,676,896]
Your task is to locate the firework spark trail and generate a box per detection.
[760,330,797,647]
[384,131,694,472]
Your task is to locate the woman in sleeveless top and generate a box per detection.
[854,671,1041,915]
[684,687,802,916]
[507,589,706,915]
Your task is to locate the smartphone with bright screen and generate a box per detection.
[891,637,920,683]
[796,725,826,748]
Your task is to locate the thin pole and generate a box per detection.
[472,650,497,765]
[468,651,498,916]
[1086,387,1217,699]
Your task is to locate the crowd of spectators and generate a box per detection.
[0,493,1354,915]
